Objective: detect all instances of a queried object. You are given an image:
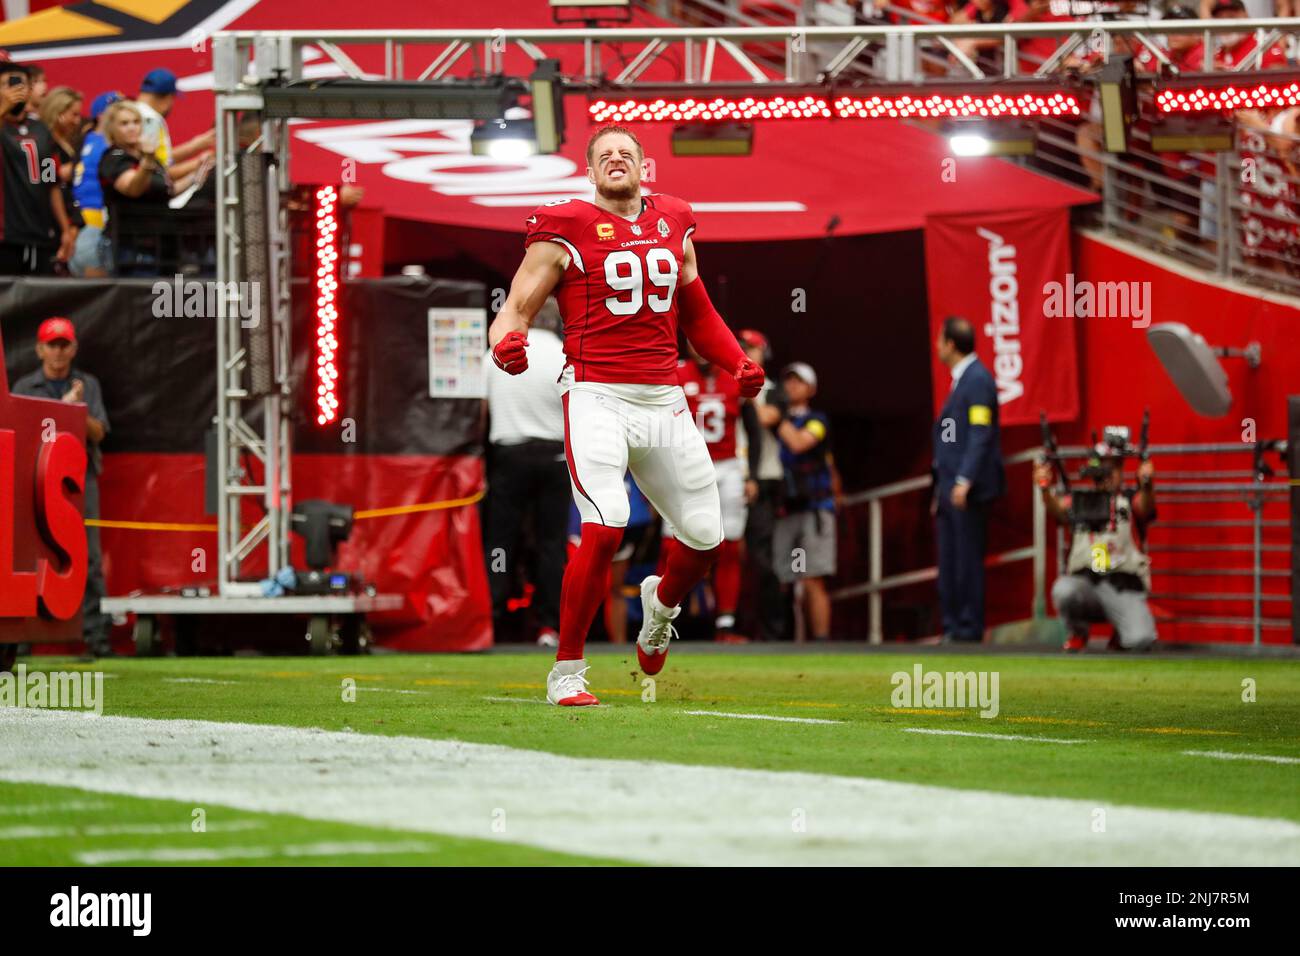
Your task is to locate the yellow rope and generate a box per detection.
[86,488,485,531]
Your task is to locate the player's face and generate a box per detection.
[588,134,643,200]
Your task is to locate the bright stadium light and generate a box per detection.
[1154,75,1300,114]
[949,134,991,157]
[945,120,1036,157]
[470,118,540,159]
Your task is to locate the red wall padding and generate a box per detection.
[97,452,491,651]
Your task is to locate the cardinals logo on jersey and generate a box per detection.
[657,219,671,238]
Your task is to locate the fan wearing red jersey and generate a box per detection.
[487,125,764,706]
[661,344,758,641]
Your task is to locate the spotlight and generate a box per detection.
[470,118,540,159]
[1096,55,1137,153]
[944,120,1036,157]
[671,122,753,156]
[1149,114,1234,152]
[529,59,565,154]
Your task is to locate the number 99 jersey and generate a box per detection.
[524,194,697,387]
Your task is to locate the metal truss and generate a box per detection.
[211,19,1300,92]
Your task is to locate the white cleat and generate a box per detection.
[636,575,680,676]
[546,659,599,706]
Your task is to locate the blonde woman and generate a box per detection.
[97,99,198,275]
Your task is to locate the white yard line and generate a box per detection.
[1184,750,1300,766]
[903,728,1089,745]
[0,801,109,816]
[0,821,266,840]
[161,678,242,685]
[685,710,843,725]
[1,710,1297,866]
[77,841,437,866]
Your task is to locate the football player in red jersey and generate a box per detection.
[661,343,761,641]
[487,125,764,706]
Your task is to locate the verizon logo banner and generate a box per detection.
[924,207,1078,426]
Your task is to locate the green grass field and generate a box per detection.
[1,650,1298,866]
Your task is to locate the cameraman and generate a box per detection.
[1033,445,1157,652]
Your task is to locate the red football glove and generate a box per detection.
[734,358,765,398]
[492,331,529,375]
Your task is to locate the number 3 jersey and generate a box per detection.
[677,359,741,461]
[524,194,696,386]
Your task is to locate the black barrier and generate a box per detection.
[0,275,486,459]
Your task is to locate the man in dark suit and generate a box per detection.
[932,316,1005,643]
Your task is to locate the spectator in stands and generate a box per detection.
[24,64,46,121]
[771,362,836,642]
[1007,0,1076,74]
[483,296,569,647]
[135,68,214,181]
[0,55,74,275]
[40,86,84,269]
[949,0,1011,70]
[10,317,112,658]
[740,329,792,641]
[1199,0,1292,17]
[69,91,120,277]
[99,99,202,275]
[1181,0,1289,71]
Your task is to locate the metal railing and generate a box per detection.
[832,442,1292,645]
[831,448,1046,643]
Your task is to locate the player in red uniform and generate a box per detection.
[661,345,760,640]
[487,125,764,706]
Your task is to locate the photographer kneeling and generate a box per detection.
[1033,438,1157,653]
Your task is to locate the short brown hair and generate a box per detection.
[586,125,643,166]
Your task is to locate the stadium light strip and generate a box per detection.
[588,92,1081,123]
[1155,80,1300,114]
[314,185,341,428]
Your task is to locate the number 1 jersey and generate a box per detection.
[524,194,697,385]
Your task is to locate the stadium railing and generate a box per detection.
[833,443,1291,645]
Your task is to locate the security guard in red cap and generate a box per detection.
[12,317,112,656]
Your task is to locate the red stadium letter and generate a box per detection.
[0,428,38,617]
[34,432,87,621]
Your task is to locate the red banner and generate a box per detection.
[925,208,1078,426]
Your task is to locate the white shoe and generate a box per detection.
[547,659,599,706]
[635,575,679,676]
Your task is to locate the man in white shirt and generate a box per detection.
[136,68,214,180]
[483,297,569,644]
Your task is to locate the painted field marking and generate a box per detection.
[904,728,1087,745]
[77,840,438,865]
[0,801,110,816]
[684,710,842,725]
[162,678,241,686]
[0,820,266,840]
[1183,750,1300,766]
[482,696,548,706]
[4,709,1298,866]
[1135,727,1240,737]
[356,688,428,695]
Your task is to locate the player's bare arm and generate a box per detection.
[488,239,567,347]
